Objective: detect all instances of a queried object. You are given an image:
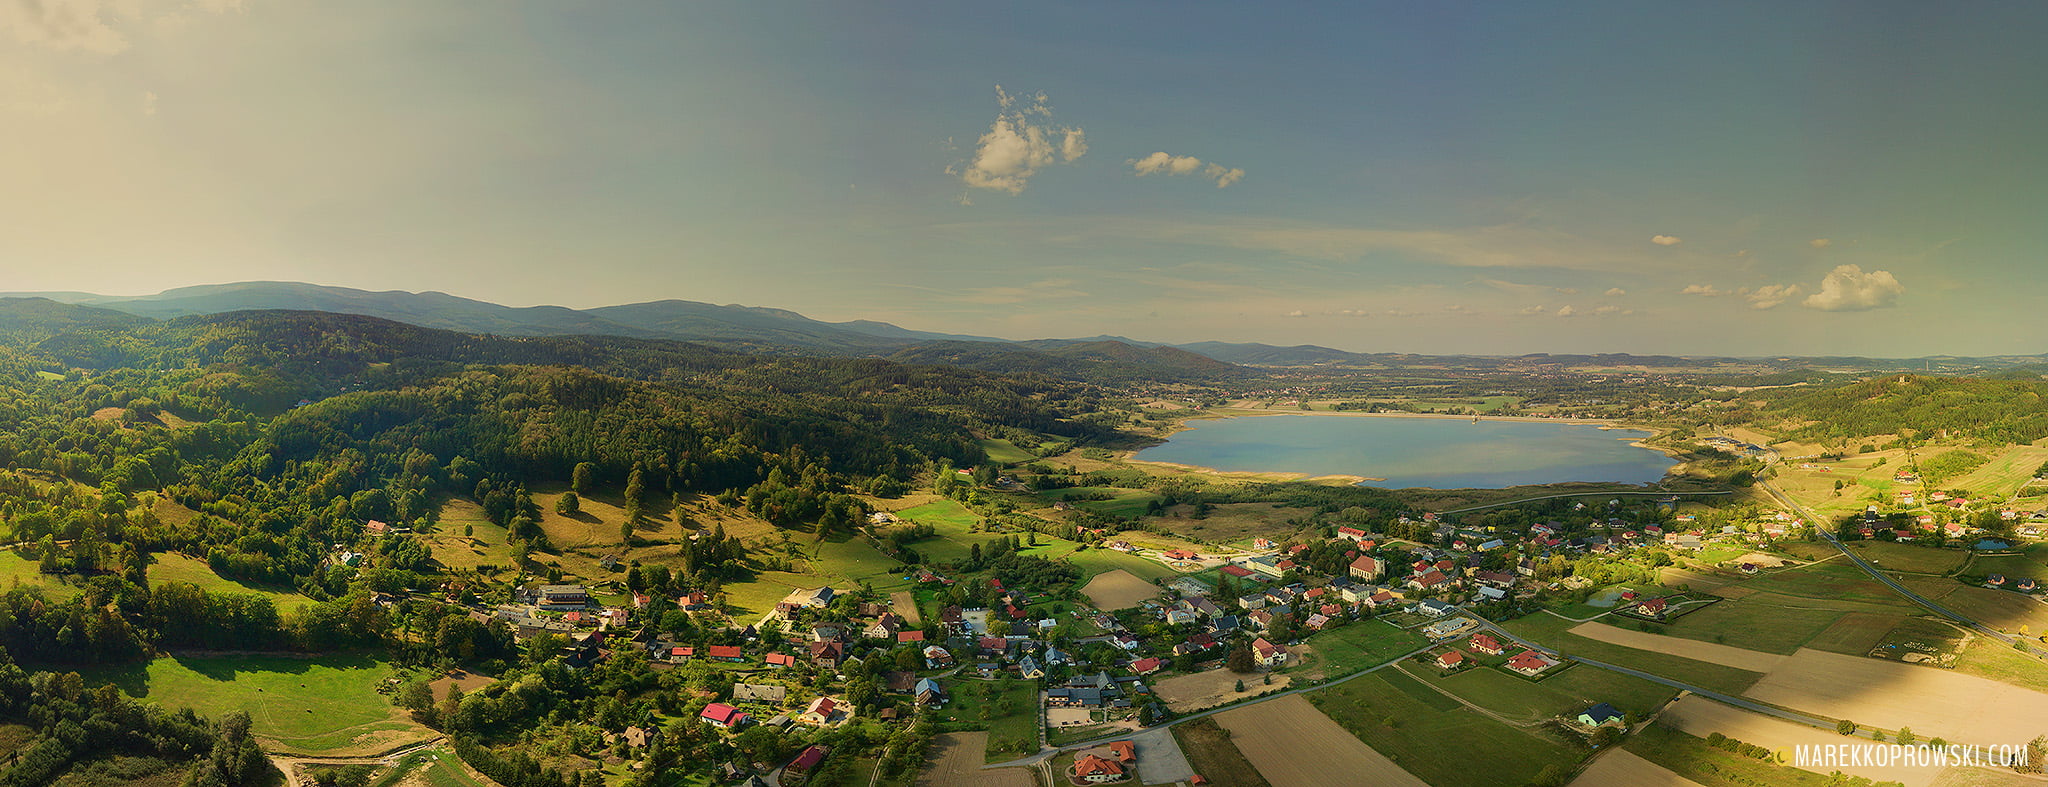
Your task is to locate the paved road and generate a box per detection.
[1756,478,2042,656]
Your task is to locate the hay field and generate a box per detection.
[1658,695,1951,787]
[1568,621,1788,672]
[890,590,922,625]
[1211,695,1428,787]
[1153,667,1291,712]
[1743,648,2048,745]
[1568,750,1706,787]
[1079,569,1158,609]
[916,733,1034,787]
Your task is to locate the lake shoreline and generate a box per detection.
[1128,409,1680,488]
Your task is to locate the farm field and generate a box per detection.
[1742,648,2048,745]
[80,654,430,756]
[1804,611,1909,655]
[1503,613,1765,696]
[1732,561,1915,606]
[915,733,1034,787]
[1949,443,2048,499]
[1569,749,1706,787]
[1170,717,1272,787]
[1307,673,1581,787]
[1152,667,1291,713]
[1036,486,1164,518]
[1900,578,2048,634]
[889,498,1089,567]
[977,438,1033,464]
[1566,622,1785,671]
[1966,543,2048,582]
[1654,695,1951,787]
[1298,619,1429,675]
[149,553,315,613]
[1156,501,1314,545]
[1656,596,1849,655]
[1415,659,1677,722]
[1078,569,1158,610]
[1211,694,1428,787]
[889,590,922,625]
[1953,634,2048,694]
[1063,547,1180,582]
[1844,541,1968,574]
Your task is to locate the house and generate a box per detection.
[863,614,901,640]
[1246,556,1287,578]
[1472,570,1515,587]
[1163,549,1199,561]
[1988,574,2008,587]
[1254,537,1277,550]
[1435,651,1466,670]
[784,745,828,783]
[2020,578,2040,592]
[1070,754,1128,784]
[811,622,851,642]
[1348,554,1385,582]
[1251,637,1287,666]
[1421,617,1473,640]
[923,645,954,669]
[1475,586,1507,601]
[1106,741,1138,763]
[1476,539,1505,552]
[529,584,592,608]
[1506,650,1556,676]
[621,725,653,748]
[1739,563,1759,575]
[1577,703,1625,728]
[1469,634,1505,656]
[1337,526,1370,542]
[799,696,838,725]
[897,630,926,644]
[1018,656,1046,679]
[915,678,944,705]
[1130,657,1163,675]
[765,652,796,667]
[808,641,845,668]
[1408,569,1452,591]
[1635,598,1668,617]
[732,683,786,704]
[882,671,918,694]
[1238,594,1268,611]
[707,645,746,662]
[1417,600,1457,617]
[700,703,750,729]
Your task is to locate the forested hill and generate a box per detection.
[1741,373,2048,444]
[888,339,1244,383]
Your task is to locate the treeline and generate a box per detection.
[1742,374,2048,445]
[0,581,387,664]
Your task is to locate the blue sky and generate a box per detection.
[4,1,2046,355]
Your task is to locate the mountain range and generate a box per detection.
[3,281,2042,379]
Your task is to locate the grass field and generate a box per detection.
[1152,502,1314,545]
[149,553,314,613]
[978,439,1034,465]
[1803,612,1907,656]
[1624,723,1853,787]
[1504,613,1765,696]
[1732,561,1914,606]
[1063,547,1179,582]
[80,654,430,756]
[1212,695,1428,787]
[421,500,513,574]
[1950,443,2048,499]
[1954,633,2048,694]
[1171,717,1272,787]
[1307,672,1581,787]
[0,550,80,600]
[933,678,1039,760]
[1038,486,1164,518]
[1414,660,1677,722]
[1300,620,1430,675]
[1966,542,2048,582]
[1658,596,1848,654]
[1843,540,1967,574]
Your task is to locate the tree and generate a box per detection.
[572,462,596,494]
[557,491,580,516]
[1837,719,1856,736]
[1897,727,1914,746]
[1227,646,1255,674]
[625,464,646,524]
[1234,679,1245,692]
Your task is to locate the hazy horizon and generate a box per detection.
[6,3,2047,356]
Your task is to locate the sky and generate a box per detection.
[4,1,2047,356]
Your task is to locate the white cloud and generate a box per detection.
[1802,264,1904,311]
[140,90,157,116]
[1518,305,1547,316]
[951,86,1085,195]
[1131,151,1245,188]
[1282,309,1307,318]
[1743,283,1801,310]
[1810,238,1832,249]
[1593,305,1632,316]
[1651,235,1682,246]
[1556,305,1576,317]
[1604,287,1626,297]
[1680,284,1725,296]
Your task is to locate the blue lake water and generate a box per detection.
[1133,414,1675,490]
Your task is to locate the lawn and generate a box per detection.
[932,678,1039,761]
[1659,597,1847,654]
[1301,619,1430,674]
[1414,661,1676,722]
[1624,723,1846,787]
[149,553,314,613]
[1307,672,1582,787]
[1063,547,1179,582]
[1038,486,1163,518]
[1171,717,1271,787]
[1502,613,1765,696]
[978,438,1034,465]
[1734,561,1913,606]
[1953,633,2048,694]
[78,654,430,756]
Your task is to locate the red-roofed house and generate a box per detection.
[1635,598,1669,617]
[1337,526,1369,542]
[1251,637,1287,666]
[707,645,745,662]
[1070,754,1126,784]
[765,652,796,667]
[1130,657,1163,675]
[1163,549,1198,561]
[1506,650,1554,676]
[699,702,749,729]
[1435,651,1466,670]
[897,630,925,644]
[1469,634,1505,656]
[799,696,837,725]
[1348,554,1384,581]
[785,745,828,781]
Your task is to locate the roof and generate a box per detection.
[1108,740,1137,762]
[1436,651,1465,666]
[700,703,745,724]
[1581,702,1624,723]
[1251,637,1282,657]
[1073,754,1124,778]
[707,645,744,659]
[897,630,925,642]
[788,745,827,772]
[915,678,942,695]
[805,696,836,716]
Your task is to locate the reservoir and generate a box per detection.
[1134,414,1675,489]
